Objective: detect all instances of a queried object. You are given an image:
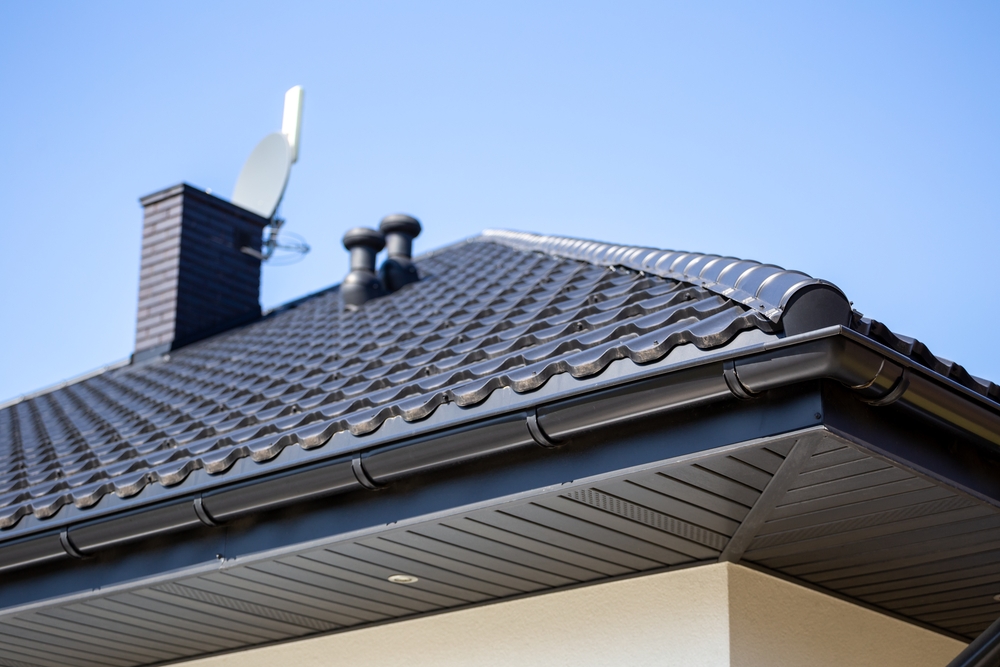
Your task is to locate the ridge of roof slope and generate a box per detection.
[480,229,849,330]
[480,229,1000,402]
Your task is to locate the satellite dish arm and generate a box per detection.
[282,86,304,163]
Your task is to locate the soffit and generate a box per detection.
[1,427,996,667]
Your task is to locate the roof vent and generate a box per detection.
[341,227,385,309]
[379,214,422,293]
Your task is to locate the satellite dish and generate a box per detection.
[231,132,292,219]
[231,86,304,220]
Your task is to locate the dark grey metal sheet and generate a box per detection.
[458,512,648,574]
[483,230,999,402]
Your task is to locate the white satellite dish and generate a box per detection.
[231,132,292,219]
[231,86,304,220]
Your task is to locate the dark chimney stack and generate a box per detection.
[341,227,385,309]
[134,184,268,362]
[378,214,422,293]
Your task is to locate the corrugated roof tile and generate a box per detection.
[0,231,992,534]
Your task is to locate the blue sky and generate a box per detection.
[1,2,997,402]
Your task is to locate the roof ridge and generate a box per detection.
[480,229,1000,402]
[478,229,843,325]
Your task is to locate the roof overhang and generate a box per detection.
[1,326,999,665]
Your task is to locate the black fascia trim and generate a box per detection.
[2,328,1000,576]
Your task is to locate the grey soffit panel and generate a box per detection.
[0,437,793,667]
[742,436,1000,639]
[5,431,998,667]
[0,239,773,533]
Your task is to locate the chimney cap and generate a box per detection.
[379,214,422,238]
[343,227,386,251]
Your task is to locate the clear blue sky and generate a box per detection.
[1,2,998,402]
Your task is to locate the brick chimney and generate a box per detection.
[133,184,269,362]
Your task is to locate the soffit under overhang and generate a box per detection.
[1,378,999,667]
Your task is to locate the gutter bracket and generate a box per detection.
[59,530,85,560]
[865,368,911,407]
[527,410,560,448]
[723,359,755,400]
[192,497,218,527]
[352,456,381,490]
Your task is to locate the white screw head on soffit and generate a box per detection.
[231,86,304,220]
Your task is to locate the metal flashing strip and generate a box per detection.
[0,358,131,412]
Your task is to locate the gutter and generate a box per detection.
[2,327,999,575]
[946,616,1000,667]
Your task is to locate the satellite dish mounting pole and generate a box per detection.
[231,86,310,264]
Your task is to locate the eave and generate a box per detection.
[1,326,999,665]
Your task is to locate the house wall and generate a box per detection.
[727,565,965,667]
[178,563,964,667]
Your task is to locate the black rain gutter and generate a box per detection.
[2,326,999,576]
[945,615,1000,667]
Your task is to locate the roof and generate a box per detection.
[0,230,995,540]
[3,229,1000,663]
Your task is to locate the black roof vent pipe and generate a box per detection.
[379,214,422,293]
[341,227,385,310]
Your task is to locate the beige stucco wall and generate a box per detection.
[180,563,964,667]
[728,565,965,667]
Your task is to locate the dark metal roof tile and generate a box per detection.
[0,229,987,536]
